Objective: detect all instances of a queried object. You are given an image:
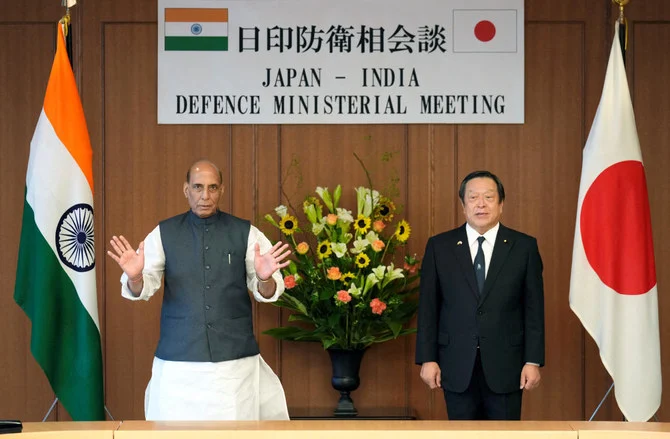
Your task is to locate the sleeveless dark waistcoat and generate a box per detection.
[155,210,259,362]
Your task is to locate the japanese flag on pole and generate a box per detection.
[569,24,661,422]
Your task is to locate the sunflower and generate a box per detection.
[353,214,371,234]
[317,240,332,259]
[341,272,356,286]
[355,253,370,268]
[374,198,396,222]
[279,215,298,235]
[394,219,411,243]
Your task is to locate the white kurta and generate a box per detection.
[121,224,289,421]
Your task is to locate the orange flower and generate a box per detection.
[371,239,385,252]
[372,220,386,233]
[327,266,342,280]
[336,290,352,303]
[370,298,387,315]
[403,261,419,274]
[296,242,309,255]
[326,213,338,226]
[284,275,296,289]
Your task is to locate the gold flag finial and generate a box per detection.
[612,0,629,51]
[59,11,70,37]
[612,0,629,23]
[59,0,77,36]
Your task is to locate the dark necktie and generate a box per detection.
[474,236,486,294]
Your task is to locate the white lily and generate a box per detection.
[303,204,318,223]
[315,186,327,199]
[355,187,380,217]
[372,265,386,280]
[365,230,380,244]
[312,222,325,235]
[383,263,405,286]
[363,273,380,295]
[350,237,369,254]
[336,207,354,224]
[275,205,288,218]
[331,242,348,258]
[348,282,363,298]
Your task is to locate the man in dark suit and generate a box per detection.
[415,170,545,420]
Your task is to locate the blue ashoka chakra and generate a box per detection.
[56,203,95,272]
[191,23,203,35]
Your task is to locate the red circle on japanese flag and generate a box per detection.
[580,160,656,295]
[474,20,496,42]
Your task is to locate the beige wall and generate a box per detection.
[1,0,669,422]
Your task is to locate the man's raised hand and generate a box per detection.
[107,235,145,280]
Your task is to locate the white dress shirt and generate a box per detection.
[465,222,500,279]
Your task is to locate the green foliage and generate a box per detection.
[262,163,421,350]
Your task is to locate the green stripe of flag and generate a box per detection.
[165,36,228,51]
[14,198,104,421]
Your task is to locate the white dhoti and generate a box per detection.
[144,354,289,421]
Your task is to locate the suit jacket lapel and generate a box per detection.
[453,225,480,299]
[480,224,514,303]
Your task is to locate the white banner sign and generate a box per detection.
[157,0,524,124]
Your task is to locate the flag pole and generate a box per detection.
[612,0,629,65]
[41,398,59,422]
[59,1,73,68]
[588,383,617,421]
[586,1,628,422]
[38,2,73,422]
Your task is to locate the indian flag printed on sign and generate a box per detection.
[165,8,229,51]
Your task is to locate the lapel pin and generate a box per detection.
[504,239,508,243]
[457,241,463,245]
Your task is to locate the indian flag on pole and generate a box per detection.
[165,8,229,51]
[14,23,104,420]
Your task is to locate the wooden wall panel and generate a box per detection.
[406,124,457,420]
[632,22,670,422]
[456,22,585,420]
[0,22,59,422]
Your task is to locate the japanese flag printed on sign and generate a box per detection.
[452,9,518,53]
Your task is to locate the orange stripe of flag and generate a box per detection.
[165,8,228,23]
[43,24,94,192]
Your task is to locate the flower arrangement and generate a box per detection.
[263,171,420,351]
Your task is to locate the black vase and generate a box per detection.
[327,348,366,417]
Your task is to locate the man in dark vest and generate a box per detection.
[107,159,291,420]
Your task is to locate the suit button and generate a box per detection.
[207,323,213,329]
[205,305,211,310]
[205,265,211,270]
[205,285,211,290]
[477,310,483,315]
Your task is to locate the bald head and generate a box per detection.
[186,159,222,185]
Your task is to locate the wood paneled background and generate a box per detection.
[1,0,668,422]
